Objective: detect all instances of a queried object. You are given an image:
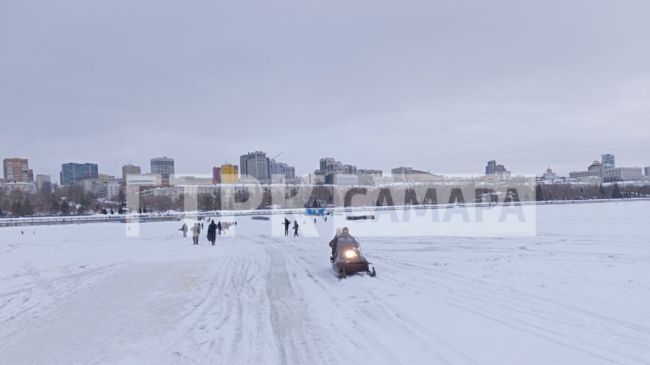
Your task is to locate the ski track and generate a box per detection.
[1,202,650,364]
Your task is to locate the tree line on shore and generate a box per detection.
[1,183,648,218]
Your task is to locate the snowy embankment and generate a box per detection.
[2,197,649,228]
[0,201,649,364]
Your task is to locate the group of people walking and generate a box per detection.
[180,219,237,246]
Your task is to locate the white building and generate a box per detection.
[171,175,213,186]
[301,173,325,185]
[0,181,37,194]
[603,167,643,182]
[106,180,122,200]
[127,174,162,187]
[332,174,359,186]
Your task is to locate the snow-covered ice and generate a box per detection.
[1,201,649,364]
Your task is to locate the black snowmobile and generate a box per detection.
[330,235,376,279]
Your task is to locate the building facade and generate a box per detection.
[270,160,295,180]
[332,174,359,186]
[220,164,239,184]
[212,167,221,184]
[570,160,602,180]
[485,160,510,177]
[35,174,52,192]
[240,151,271,183]
[60,163,98,186]
[3,158,33,182]
[126,174,162,187]
[240,152,292,184]
[122,164,142,180]
[603,167,643,182]
[601,154,615,171]
[150,157,174,186]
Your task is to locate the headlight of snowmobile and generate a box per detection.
[344,250,358,259]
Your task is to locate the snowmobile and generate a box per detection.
[331,235,376,279]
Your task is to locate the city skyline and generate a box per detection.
[2,151,649,186]
[2,1,649,182]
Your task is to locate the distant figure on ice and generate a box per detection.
[293,220,299,237]
[191,223,201,245]
[217,221,223,235]
[180,222,188,238]
[207,220,217,246]
[283,218,291,236]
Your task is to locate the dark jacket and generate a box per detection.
[207,222,217,240]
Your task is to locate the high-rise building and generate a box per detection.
[151,157,174,186]
[319,158,342,174]
[35,174,51,192]
[485,161,497,175]
[270,160,295,180]
[3,158,33,182]
[220,164,239,184]
[601,154,615,170]
[212,166,221,184]
[318,157,358,184]
[645,166,650,177]
[211,164,240,184]
[122,164,141,180]
[240,151,271,183]
[485,160,510,177]
[60,163,98,186]
[240,152,294,183]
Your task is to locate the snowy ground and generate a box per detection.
[1,201,649,365]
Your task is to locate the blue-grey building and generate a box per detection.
[60,163,99,186]
[601,154,615,171]
[240,151,271,183]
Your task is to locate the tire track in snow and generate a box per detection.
[274,235,473,365]
[380,257,649,364]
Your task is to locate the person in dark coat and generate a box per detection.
[293,220,299,237]
[180,223,188,238]
[283,218,291,236]
[216,221,222,235]
[207,220,217,245]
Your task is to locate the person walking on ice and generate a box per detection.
[207,220,217,246]
[180,222,188,238]
[283,217,291,236]
[293,220,299,237]
[191,223,201,245]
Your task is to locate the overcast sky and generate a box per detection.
[1,0,649,183]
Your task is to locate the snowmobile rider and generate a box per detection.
[329,227,355,261]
